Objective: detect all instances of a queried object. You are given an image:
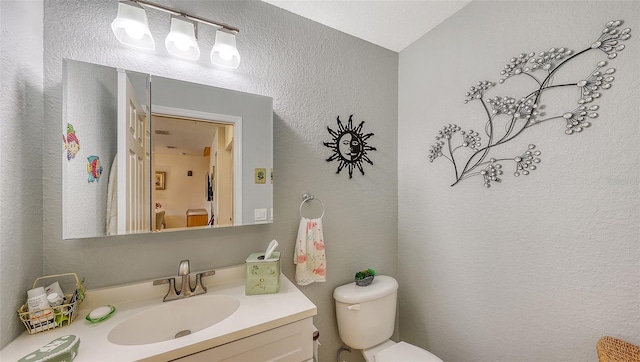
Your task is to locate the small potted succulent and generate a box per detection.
[355,268,376,286]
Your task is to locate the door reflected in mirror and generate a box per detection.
[62,59,272,240]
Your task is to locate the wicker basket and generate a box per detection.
[597,336,640,362]
[17,273,85,335]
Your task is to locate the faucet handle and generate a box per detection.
[178,260,190,276]
[153,278,170,286]
[198,270,216,278]
[153,278,180,302]
[193,270,216,295]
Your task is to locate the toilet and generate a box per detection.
[334,275,443,361]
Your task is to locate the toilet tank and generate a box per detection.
[333,275,398,350]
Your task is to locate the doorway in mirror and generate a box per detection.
[151,112,236,231]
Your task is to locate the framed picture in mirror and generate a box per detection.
[155,172,166,190]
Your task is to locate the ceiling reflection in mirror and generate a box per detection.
[62,59,273,240]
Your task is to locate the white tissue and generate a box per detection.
[264,239,279,259]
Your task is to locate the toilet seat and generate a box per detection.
[374,342,443,362]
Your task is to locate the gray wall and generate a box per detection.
[0,0,44,348]
[398,1,640,361]
[39,0,398,360]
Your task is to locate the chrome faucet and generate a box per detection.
[153,260,216,302]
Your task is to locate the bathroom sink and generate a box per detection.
[107,294,240,346]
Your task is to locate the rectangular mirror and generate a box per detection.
[62,59,273,239]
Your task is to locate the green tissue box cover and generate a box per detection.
[18,335,80,362]
[246,252,280,295]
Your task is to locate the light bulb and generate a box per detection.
[173,36,191,51]
[218,48,233,61]
[210,29,240,68]
[175,41,189,52]
[165,16,199,60]
[124,23,145,40]
[111,1,155,50]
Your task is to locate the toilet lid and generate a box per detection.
[375,342,443,362]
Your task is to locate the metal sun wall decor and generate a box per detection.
[429,19,631,188]
[324,115,377,178]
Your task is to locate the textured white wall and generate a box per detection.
[41,1,397,360]
[398,1,640,361]
[0,0,44,348]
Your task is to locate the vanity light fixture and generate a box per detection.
[165,16,200,60]
[111,0,240,67]
[111,0,155,50]
[211,29,241,69]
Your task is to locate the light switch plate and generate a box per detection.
[254,208,267,221]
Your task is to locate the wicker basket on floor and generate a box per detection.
[597,336,640,362]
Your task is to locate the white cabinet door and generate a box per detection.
[175,318,314,362]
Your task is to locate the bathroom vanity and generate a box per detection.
[0,266,317,361]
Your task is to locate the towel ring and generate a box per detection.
[300,193,324,219]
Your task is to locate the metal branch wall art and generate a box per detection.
[324,115,377,178]
[429,20,631,188]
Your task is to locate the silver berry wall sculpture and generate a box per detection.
[429,20,631,188]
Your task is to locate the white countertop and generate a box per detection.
[1,265,317,361]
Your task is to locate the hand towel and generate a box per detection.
[294,217,327,285]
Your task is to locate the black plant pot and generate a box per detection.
[355,275,374,286]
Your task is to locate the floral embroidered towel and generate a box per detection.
[294,217,326,285]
